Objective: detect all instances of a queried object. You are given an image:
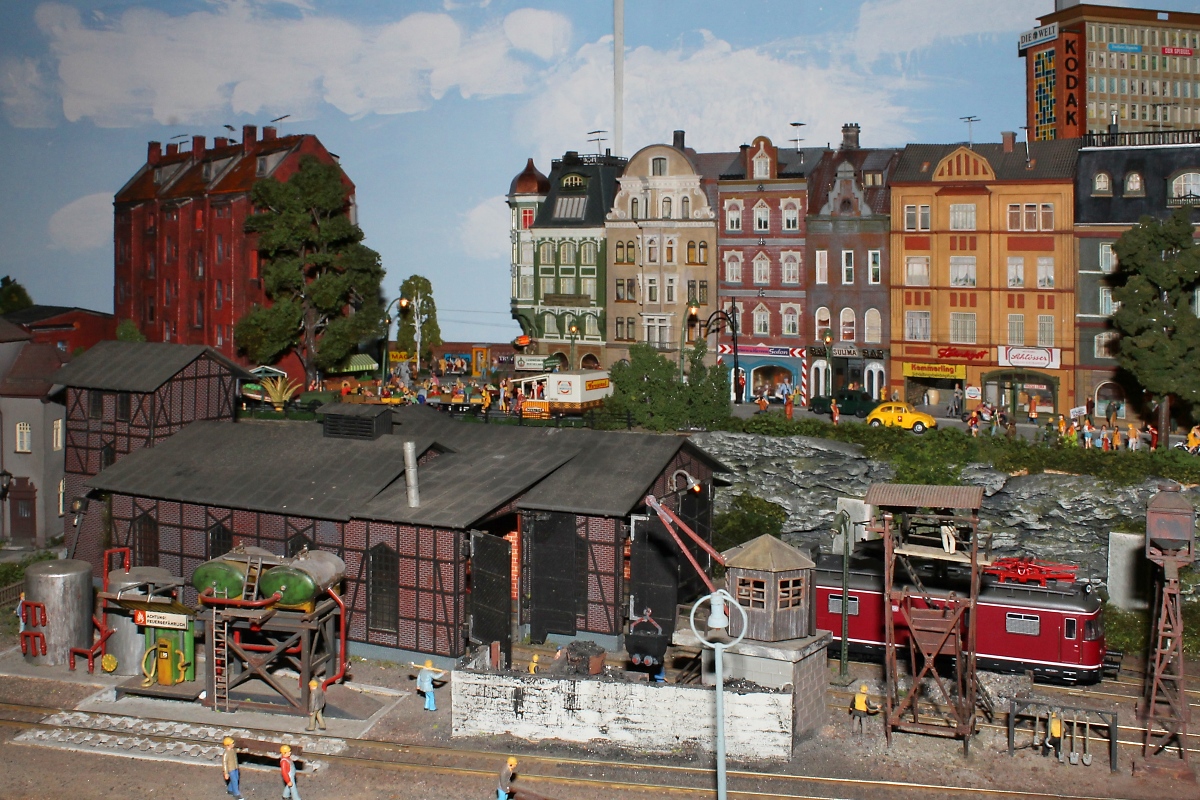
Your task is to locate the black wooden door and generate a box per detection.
[628,515,680,644]
[469,531,512,668]
[676,486,713,603]
[8,479,35,546]
[528,512,576,644]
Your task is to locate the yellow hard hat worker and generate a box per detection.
[424,659,433,668]
[223,737,235,747]
[308,679,319,688]
[507,757,518,768]
[279,744,292,755]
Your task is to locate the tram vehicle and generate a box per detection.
[813,547,1108,684]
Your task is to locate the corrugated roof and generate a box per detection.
[50,340,252,392]
[891,139,1080,184]
[863,483,983,511]
[723,534,814,572]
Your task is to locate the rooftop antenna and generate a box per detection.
[613,0,624,157]
[169,134,188,141]
[270,114,290,124]
[1019,125,1032,165]
[223,124,236,133]
[960,115,980,148]
[789,121,806,152]
[587,130,608,155]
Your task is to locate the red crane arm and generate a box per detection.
[644,494,725,594]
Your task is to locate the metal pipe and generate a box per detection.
[198,587,281,607]
[233,629,301,654]
[689,590,747,800]
[838,510,851,679]
[403,440,419,508]
[322,589,347,691]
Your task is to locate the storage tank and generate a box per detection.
[257,550,346,608]
[190,546,277,598]
[106,566,173,676]
[23,559,93,667]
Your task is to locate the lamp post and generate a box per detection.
[566,315,579,371]
[380,292,405,384]
[398,289,423,375]
[821,327,834,397]
[679,296,700,381]
[699,306,741,404]
[689,589,747,800]
[0,467,11,545]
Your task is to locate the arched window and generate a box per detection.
[753,307,770,335]
[815,307,831,337]
[538,242,554,264]
[725,254,742,283]
[208,522,233,558]
[627,241,635,262]
[543,313,559,337]
[665,239,675,263]
[1171,172,1200,200]
[864,308,882,344]
[652,157,667,176]
[753,253,770,284]
[687,241,697,263]
[368,543,399,632]
[661,197,672,219]
[781,254,800,284]
[697,241,708,263]
[580,241,597,265]
[584,315,600,336]
[840,308,856,341]
[1093,172,1111,194]
[616,241,625,263]
[559,242,576,263]
[782,309,799,336]
[754,202,770,232]
[1124,171,1143,194]
[631,197,639,219]
[681,196,691,219]
[647,239,658,263]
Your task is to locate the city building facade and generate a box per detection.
[889,136,1080,416]
[1021,2,1200,140]
[805,125,900,401]
[3,306,115,356]
[113,126,353,378]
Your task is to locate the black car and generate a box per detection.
[808,390,880,418]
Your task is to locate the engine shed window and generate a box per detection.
[368,543,399,632]
[778,577,805,609]
[828,594,859,616]
[1006,612,1040,636]
[736,577,766,608]
[1064,618,1077,640]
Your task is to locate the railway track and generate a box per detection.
[0,699,1160,800]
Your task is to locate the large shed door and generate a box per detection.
[527,512,577,644]
[628,514,680,642]
[676,486,713,603]
[469,531,512,668]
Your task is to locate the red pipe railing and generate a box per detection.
[321,589,347,691]
[198,587,281,607]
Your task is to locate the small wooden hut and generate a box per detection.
[723,535,815,642]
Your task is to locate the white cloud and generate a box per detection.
[460,196,511,260]
[854,0,1045,62]
[11,2,571,127]
[0,56,57,128]
[47,192,112,253]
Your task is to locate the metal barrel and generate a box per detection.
[190,546,277,597]
[106,566,173,676]
[257,550,345,606]
[23,559,93,667]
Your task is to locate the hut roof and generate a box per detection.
[723,534,814,572]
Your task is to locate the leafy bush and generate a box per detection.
[0,550,59,590]
[711,493,788,554]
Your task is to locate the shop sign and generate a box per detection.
[1163,47,1194,56]
[830,345,859,358]
[584,378,610,391]
[861,348,888,360]
[514,355,554,371]
[1018,22,1058,51]
[937,346,988,362]
[903,362,965,379]
[716,344,804,357]
[1108,43,1142,53]
[965,386,982,400]
[133,609,189,630]
[997,346,1060,369]
[1069,405,1088,419]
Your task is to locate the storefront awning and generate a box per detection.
[334,354,379,373]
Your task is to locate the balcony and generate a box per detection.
[1082,129,1200,148]
[543,293,594,308]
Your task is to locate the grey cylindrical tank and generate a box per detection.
[106,566,173,676]
[23,559,93,667]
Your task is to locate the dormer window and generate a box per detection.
[1169,171,1200,206]
[1124,171,1144,196]
[562,174,585,189]
[256,156,268,176]
[1093,172,1112,195]
[651,157,667,176]
[202,162,212,181]
[863,172,883,186]
[753,154,770,179]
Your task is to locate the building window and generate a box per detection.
[560,242,576,264]
[840,308,856,341]
[778,577,805,609]
[1125,172,1144,195]
[647,239,658,264]
[1038,314,1055,347]
[681,196,691,219]
[864,308,882,343]
[725,254,742,283]
[828,594,859,615]
[868,250,881,284]
[540,276,554,298]
[1095,331,1119,358]
[919,205,930,230]
[949,203,976,231]
[521,208,534,229]
[665,239,675,264]
[753,253,770,284]
[662,197,672,219]
[215,280,224,310]
[1007,204,1022,231]
[1008,314,1025,346]
[631,197,639,219]
[783,309,799,336]
[1040,203,1055,231]
[665,276,676,303]
[949,312,976,344]
[1099,243,1117,273]
[14,422,31,453]
[368,543,399,632]
[782,254,800,284]
[783,203,799,231]
[89,390,104,419]
[815,307,831,337]
[904,204,930,231]
[1099,286,1120,316]
[698,280,709,304]
[560,274,576,295]
[208,522,234,559]
[815,250,828,284]
[1022,204,1038,231]
[132,513,159,567]
[1037,257,1055,288]
[735,577,766,609]
[652,157,667,176]
[615,280,627,301]
[58,479,65,517]
[581,277,596,300]
[905,256,930,286]
[1093,172,1112,195]
[754,308,769,336]
[841,250,854,284]
[950,256,976,287]
[616,241,626,264]
[115,392,131,422]
[645,277,658,303]
[697,242,708,263]
[905,311,931,342]
[1007,256,1025,287]
[580,241,597,265]
[615,317,625,340]
[52,418,63,451]
[754,203,770,232]
[726,202,742,231]
[1171,172,1200,202]
[753,154,770,179]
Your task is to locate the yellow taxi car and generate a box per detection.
[865,402,938,434]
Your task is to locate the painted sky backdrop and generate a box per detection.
[0,0,1194,343]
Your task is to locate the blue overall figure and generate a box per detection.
[416,659,447,711]
[16,592,26,633]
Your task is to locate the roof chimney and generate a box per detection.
[1108,110,1119,136]
[840,124,861,150]
[147,141,162,166]
[403,441,420,508]
[673,130,685,149]
[192,135,206,159]
[262,126,277,141]
[214,137,228,148]
[242,125,257,153]
[1001,131,1016,153]
[165,143,179,156]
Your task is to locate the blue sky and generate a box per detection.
[0,0,1194,342]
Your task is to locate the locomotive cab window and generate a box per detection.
[736,577,766,608]
[1084,616,1103,641]
[828,594,859,615]
[1005,612,1040,636]
[1064,618,1077,640]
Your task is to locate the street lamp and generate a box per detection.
[689,589,747,800]
[698,306,741,404]
[566,315,580,371]
[397,289,424,375]
[821,328,834,397]
[380,291,406,383]
[679,296,700,380]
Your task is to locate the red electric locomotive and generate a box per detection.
[814,548,1108,684]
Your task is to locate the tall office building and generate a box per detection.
[1020,2,1200,140]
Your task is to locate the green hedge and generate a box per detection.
[0,551,58,590]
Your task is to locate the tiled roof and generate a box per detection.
[806,148,901,216]
[0,318,32,343]
[892,139,1080,184]
[50,340,252,392]
[723,534,814,572]
[1076,143,1200,224]
[3,305,112,326]
[0,343,66,398]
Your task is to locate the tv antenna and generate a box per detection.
[960,116,980,148]
[789,121,806,152]
[587,130,608,155]
[270,114,291,124]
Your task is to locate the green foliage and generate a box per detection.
[236,156,385,383]
[0,276,32,315]
[1101,602,1148,658]
[603,342,730,431]
[115,319,146,343]
[711,493,788,553]
[0,550,58,590]
[395,275,442,366]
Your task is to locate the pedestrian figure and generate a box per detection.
[15,591,26,633]
[968,410,979,438]
[1043,711,1063,759]
[1111,426,1121,451]
[953,384,963,416]
[1105,400,1117,430]
[1056,414,1066,436]
[497,756,518,800]
[279,744,301,800]
[850,683,880,734]
[1086,397,1095,424]
[1148,422,1159,451]
[416,659,447,711]
[222,737,244,800]
[1028,404,1038,426]
[784,391,794,421]
[306,679,326,732]
[1006,420,1017,440]
[1128,423,1139,450]
[989,413,1000,437]
[1082,421,1093,449]
[830,399,840,426]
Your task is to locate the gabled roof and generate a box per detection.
[892,139,1080,184]
[0,318,32,344]
[0,342,66,398]
[4,305,113,326]
[723,534,814,572]
[806,148,901,216]
[50,340,252,392]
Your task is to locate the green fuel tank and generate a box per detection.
[191,546,277,598]
[257,550,346,607]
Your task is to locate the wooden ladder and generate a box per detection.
[242,557,263,601]
[212,588,231,712]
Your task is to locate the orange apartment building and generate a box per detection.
[889,135,1081,417]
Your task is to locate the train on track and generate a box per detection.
[813,545,1114,684]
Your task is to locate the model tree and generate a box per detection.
[606,342,729,431]
[235,156,384,384]
[1110,207,1200,435]
[394,274,442,367]
[0,276,33,315]
[115,319,146,342]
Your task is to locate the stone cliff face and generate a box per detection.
[692,431,1200,587]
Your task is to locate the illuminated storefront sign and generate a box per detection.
[997,346,1061,369]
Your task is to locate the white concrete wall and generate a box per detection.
[1107,531,1151,610]
[451,671,794,759]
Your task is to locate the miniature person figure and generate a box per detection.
[1043,710,1063,759]
[850,683,880,734]
[1127,422,1139,451]
[830,399,840,426]
[306,679,326,731]
[528,654,539,675]
[1188,424,1200,454]
[756,392,769,414]
[15,591,26,633]
[279,744,301,800]
[1148,422,1159,451]
[939,523,958,555]
[222,737,244,800]
[784,391,794,421]
[1027,403,1038,426]
[497,756,518,800]
[417,659,447,711]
